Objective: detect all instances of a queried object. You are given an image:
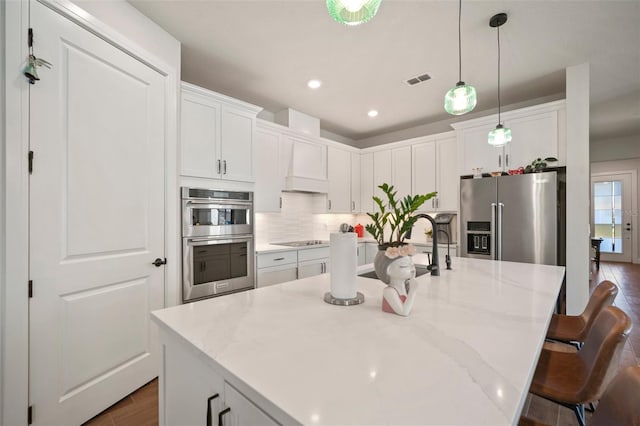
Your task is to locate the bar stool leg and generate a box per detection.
[572,404,586,426]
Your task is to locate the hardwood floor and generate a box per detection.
[522,261,640,426]
[83,261,640,426]
[82,379,158,426]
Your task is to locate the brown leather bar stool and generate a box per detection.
[519,365,640,426]
[529,306,632,426]
[546,280,618,347]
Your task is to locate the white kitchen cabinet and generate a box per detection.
[160,329,278,426]
[360,152,374,213]
[223,382,279,426]
[453,100,565,176]
[327,146,352,213]
[180,82,261,182]
[351,153,361,213]
[256,250,297,287]
[254,124,283,212]
[503,110,559,171]
[365,242,379,265]
[163,335,224,426]
[373,149,392,205]
[298,247,330,279]
[392,146,412,200]
[357,243,366,266]
[412,135,458,212]
[298,259,330,279]
[257,263,298,287]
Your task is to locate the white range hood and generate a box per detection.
[277,108,329,194]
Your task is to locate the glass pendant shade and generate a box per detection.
[488,124,512,147]
[444,81,477,115]
[326,0,382,26]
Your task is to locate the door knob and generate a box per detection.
[152,258,167,267]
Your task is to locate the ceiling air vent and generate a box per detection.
[406,73,432,86]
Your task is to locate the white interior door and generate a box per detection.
[28,2,165,424]
[591,173,634,263]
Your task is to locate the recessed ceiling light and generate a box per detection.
[307,79,322,89]
[368,110,378,118]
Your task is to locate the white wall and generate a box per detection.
[2,0,180,423]
[565,63,591,315]
[591,134,640,162]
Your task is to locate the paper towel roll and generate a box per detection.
[330,232,357,299]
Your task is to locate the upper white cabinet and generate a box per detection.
[254,123,283,212]
[373,149,392,204]
[351,153,361,213]
[180,82,262,182]
[360,152,374,214]
[453,100,566,176]
[327,146,352,213]
[412,135,458,212]
[391,146,412,200]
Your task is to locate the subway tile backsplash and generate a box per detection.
[255,192,440,245]
[255,192,358,245]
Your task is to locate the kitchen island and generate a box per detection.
[151,255,565,426]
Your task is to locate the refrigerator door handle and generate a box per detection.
[498,202,505,260]
[491,202,497,260]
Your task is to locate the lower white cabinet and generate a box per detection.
[256,250,297,287]
[257,263,298,288]
[357,243,366,266]
[297,247,330,279]
[365,242,379,265]
[160,329,278,426]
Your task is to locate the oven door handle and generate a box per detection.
[184,200,252,209]
[187,237,252,246]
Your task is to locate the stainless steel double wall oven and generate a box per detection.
[181,187,255,302]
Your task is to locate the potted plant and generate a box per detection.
[365,183,436,283]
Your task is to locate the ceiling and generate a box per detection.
[128,0,640,143]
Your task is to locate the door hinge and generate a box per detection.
[28,280,33,298]
[28,151,34,174]
[28,405,33,424]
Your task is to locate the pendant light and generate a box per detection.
[488,13,511,146]
[326,0,382,26]
[444,0,477,115]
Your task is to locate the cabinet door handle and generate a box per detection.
[436,198,439,209]
[352,201,355,211]
[223,160,227,175]
[506,154,509,167]
[217,159,221,174]
[498,155,502,168]
[328,199,332,210]
[279,197,282,209]
[206,393,219,426]
[218,407,231,426]
[274,257,285,261]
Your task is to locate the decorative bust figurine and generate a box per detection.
[382,251,419,316]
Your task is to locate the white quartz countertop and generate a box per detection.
[256,240,457,254]
[152,255,564,425]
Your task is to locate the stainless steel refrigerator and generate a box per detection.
[460,171,565,265]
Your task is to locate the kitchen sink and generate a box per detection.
[273,240,329,247]
[358,264,431,279]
